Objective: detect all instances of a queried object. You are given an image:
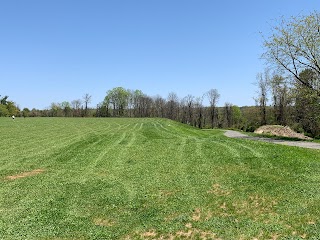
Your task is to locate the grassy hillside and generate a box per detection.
[0,118,319,239]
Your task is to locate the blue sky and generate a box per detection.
[0,0,319,109]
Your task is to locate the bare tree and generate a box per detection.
[71,99,82,117]
[166,92,179,120]
[61,101,72,117]
[270,74,291,125]
[206,89,220,128]
[223,102,233,128]
[194,96,204,128]
[179,97,187,124]
[180,95,194,125]
[153,95,166,118]
[185,95,194,125]
[83,93,92,117]
[255,71,269,125]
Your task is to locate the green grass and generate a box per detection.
[0,117,320,239]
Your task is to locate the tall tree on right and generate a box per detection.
[262,11,320,95]
[294,69,320,137]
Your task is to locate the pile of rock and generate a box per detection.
[254,125,312,140]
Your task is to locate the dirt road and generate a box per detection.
[224,130,320,150]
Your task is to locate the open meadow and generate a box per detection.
[0,117,320,239]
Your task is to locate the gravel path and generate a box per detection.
[224,130,320,150]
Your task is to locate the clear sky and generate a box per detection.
[0,0,319,109]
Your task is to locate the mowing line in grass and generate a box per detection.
[0,118,320,239]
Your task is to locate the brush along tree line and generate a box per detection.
[2,12,320,137]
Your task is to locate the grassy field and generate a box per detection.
[0,117,320,239]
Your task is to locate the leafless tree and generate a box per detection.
[185,95,194,125]
[180,95,194,125]
[206,89,220,128]
[71,99,82,117]
[153,95,166,118]
[223,102,233,128]
[166,92,179,120]
[83,93,92,117]
[255,71,269,125]
[270,74,291,125]
[194,96,204,128]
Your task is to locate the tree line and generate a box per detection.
[97,87,236,130]
[2,77,318,137]
[1,87,251,130]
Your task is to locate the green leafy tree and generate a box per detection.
[132,89,144,117]
[294,69,320,137]
[232,105,243,129]
[61,101,72,117]
[0,104,9,117]
[105,87,130,117]
[50,103,62,117]
[263,12,320,95]
[22,108,30,118]
[7,102,18,116]
[0,95,8,105]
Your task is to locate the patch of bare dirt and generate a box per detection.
[93,218,115,227]
[232,195,278,219]
[125,208,222,239]
[159,189,176,198]
[207,183,232,196]
[125,227,221,240]
[192,208,201,221]
[254,125,312,140]
[5,169,45,180]
[141,230,157,238]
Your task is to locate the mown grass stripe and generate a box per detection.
[0,118,320,239]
